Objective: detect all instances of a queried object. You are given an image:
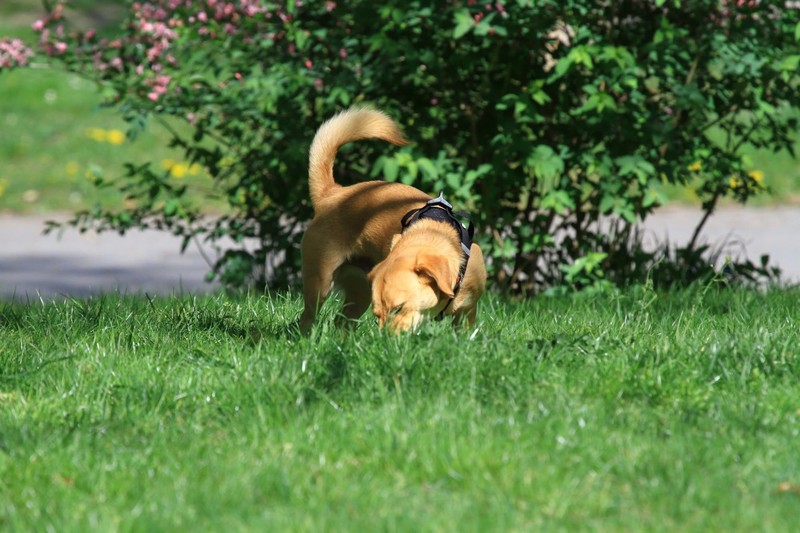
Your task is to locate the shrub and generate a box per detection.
[5,0,800,292]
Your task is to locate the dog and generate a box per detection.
[299,107,486,332]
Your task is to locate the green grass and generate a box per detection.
[2,288,799,531]
[0,0,215,215]
[0,66,218,215]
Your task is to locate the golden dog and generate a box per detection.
[299,107,486,332]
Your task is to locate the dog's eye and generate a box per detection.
[390,304,404,313]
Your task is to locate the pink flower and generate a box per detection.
[148,91,160,102]
[304,59,313,68]
[0,37,35,69]
[31,19,45,32]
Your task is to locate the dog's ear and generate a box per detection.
[368,260,384,282]
[414,254,455,298]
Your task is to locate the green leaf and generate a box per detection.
[164,199,179,216]
[417,157,439,179]
[531,88,551,105]
[780,55,800,72]
[527,145,564,181]
[615,155,655,184]
[453,10,473,39]
[540,190,575,214]
[599,194,615,214]
[383,157,399,182]
[615,205,637,223]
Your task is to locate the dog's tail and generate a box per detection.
[308,107,410,208]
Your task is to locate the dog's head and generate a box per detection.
[369,251,457,332]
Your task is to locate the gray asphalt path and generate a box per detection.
[0,214,219,300]
[640,205,800,283]
[1,205,798,300]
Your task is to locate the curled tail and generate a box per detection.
[308,107,410,208]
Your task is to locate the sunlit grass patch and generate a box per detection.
[1,288,798,530]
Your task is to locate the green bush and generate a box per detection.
[5,0,800,292]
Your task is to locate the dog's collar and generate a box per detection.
[400,192,474,319]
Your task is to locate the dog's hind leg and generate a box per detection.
[333,264,371,325]
[299,229,342,331]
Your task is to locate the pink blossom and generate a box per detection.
[31,19,45,32]
[0,37,35,69]
[304,59,313,68]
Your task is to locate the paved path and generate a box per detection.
[1,205,798,300]
[0,214,218,300]
[640,205,800,283]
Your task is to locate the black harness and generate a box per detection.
[400,192,475,319]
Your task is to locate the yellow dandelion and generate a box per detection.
[729,176,742,189]
[688,161,702,172]
[65,161,79,176]
[170,163,187,178]
[188,163,203,175]
[106,129,125,145]
[748,169,764,185]
[85,128,107,143]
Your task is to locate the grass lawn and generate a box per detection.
[0,65,219,215]
[0,0,217,215]
[1,288,799,531]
